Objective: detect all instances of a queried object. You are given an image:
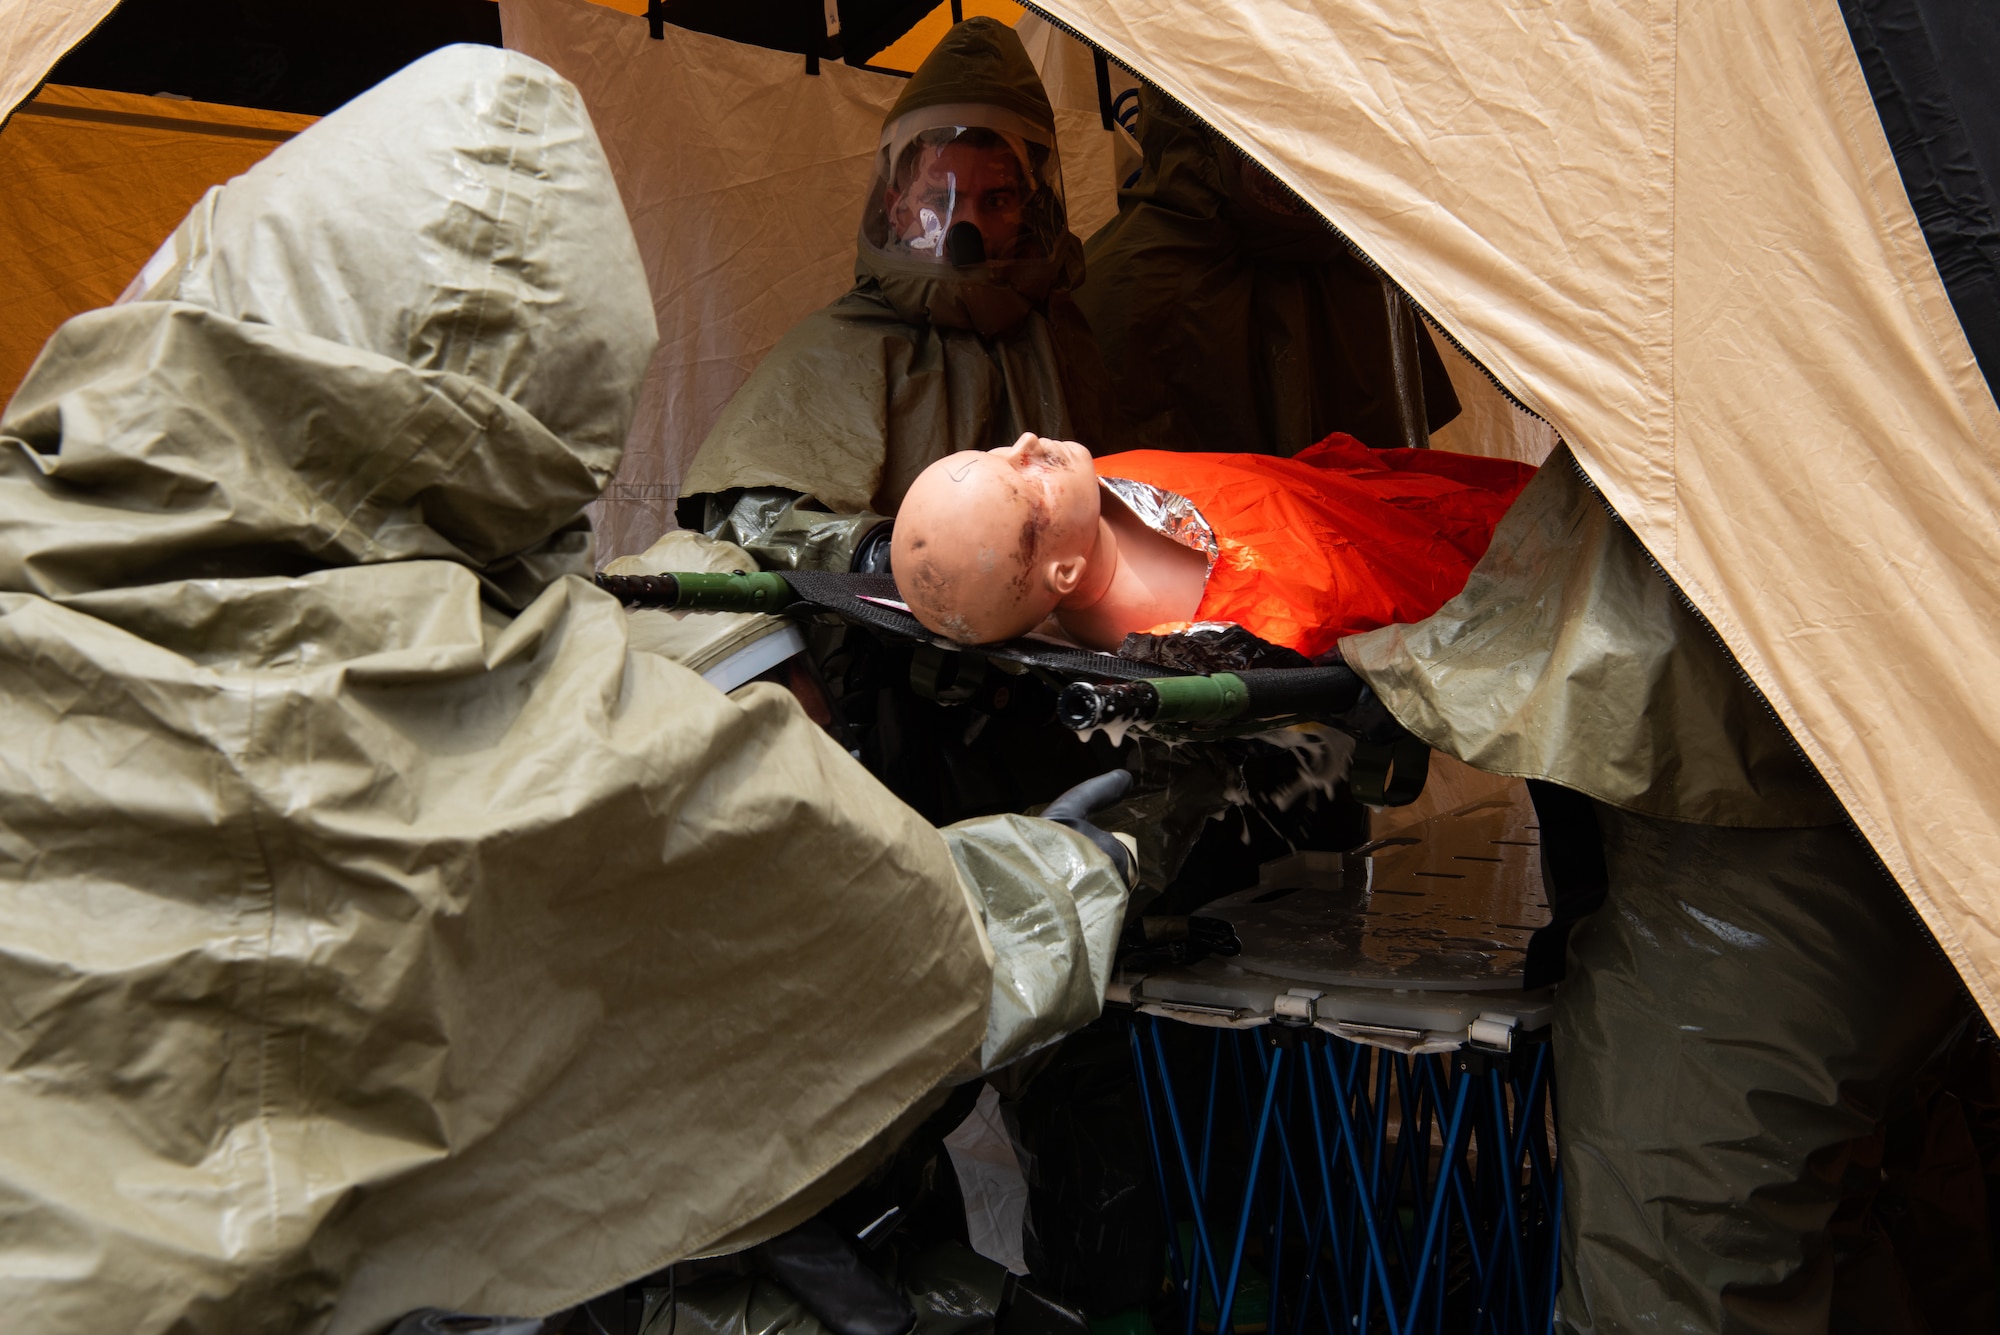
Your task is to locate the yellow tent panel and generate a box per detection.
[0,85,312,403]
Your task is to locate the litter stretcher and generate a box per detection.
[594,569,1432,806]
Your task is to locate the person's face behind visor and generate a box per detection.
[864,108,1064,270]
[887,133,1028,262]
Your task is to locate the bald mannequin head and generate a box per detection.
[893,434,1104,643]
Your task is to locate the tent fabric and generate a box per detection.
[499,0,1118,560]
[0,44,1123,1333]
[1037,0,2000,1019]
[0,0,116,125]
[0,84,311,406]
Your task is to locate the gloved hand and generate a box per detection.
[851,520,894,575]
[1116,914,1242,969]
[1039,769,1138,885]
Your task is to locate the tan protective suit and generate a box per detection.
[1342,454,1967,1331]
[677,18,1121,572]
[1075,90,1459,457]
[0,45,1125,1335]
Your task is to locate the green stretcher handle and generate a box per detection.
[1057,666,1367,730]
[595,570,796,613]
[1150,672,1252,722]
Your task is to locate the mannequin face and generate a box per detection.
[894,434,1102,643]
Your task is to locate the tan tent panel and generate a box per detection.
[0,84,311,403]
[0,0,115,122]
[1038,0,2000,1015]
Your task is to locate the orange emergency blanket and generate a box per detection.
[1096,435,1534,657]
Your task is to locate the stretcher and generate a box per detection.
[596,569,1431,804]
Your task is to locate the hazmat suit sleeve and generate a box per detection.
[0,45,1127,1335]
[1339,448,1841,827]
[941,814,1130,1075]
[681,485,891,574]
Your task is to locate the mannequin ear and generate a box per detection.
[1046,553,1087,597]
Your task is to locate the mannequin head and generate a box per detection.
[894,434,1106,642]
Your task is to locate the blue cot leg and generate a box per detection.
[1300,1043,1359,1334]
[1214,1045,1284,1335]
[1543,1162,1565,1332]
[1398,1054,1474,1330]
[1130,1021,1189,1301]
[1320,1041,1409,1335]
[1484,1067,1532,1335]
[1429,1060,1490,1295]
[1148,1023,1228,1304]
[1251,1038,1345,1255]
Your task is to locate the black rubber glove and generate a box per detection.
[1040,769,1136,885]
[755,1216,916,1335]
[850,520,894,574]
[1116,914,1242,969]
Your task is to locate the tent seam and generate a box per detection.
[1668,0,1681,570]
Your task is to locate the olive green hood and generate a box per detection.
[0,46,1032,1334]
[4,45,657,613]
[856,17,1084,337]
[682,20,1121,524]
[886,14,1055,129]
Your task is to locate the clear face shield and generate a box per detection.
[861,103,1068,270]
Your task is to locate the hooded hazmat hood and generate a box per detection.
[680,19,1118,522]
[0,43,1061,1334]
[854,15,1086,338]
[3,40,655,609]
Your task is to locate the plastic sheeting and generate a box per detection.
[1037,0,2000,1020]
[498,0,1118,559]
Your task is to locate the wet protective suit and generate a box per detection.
[1074,89,1460,458]
[1341,452,1970,1333]
[0,46,1132,1334]
[677,17,1121,574]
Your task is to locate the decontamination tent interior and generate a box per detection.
[3,0,1999,1045]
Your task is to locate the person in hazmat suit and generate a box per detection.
[0,44,1132,1335]
[676,16,1122,574]
[1338,451,1973,1332]
[1074,90,1461,457]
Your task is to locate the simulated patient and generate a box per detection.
[892,433,1534,657]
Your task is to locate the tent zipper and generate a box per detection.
[1014,1,1554,433]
